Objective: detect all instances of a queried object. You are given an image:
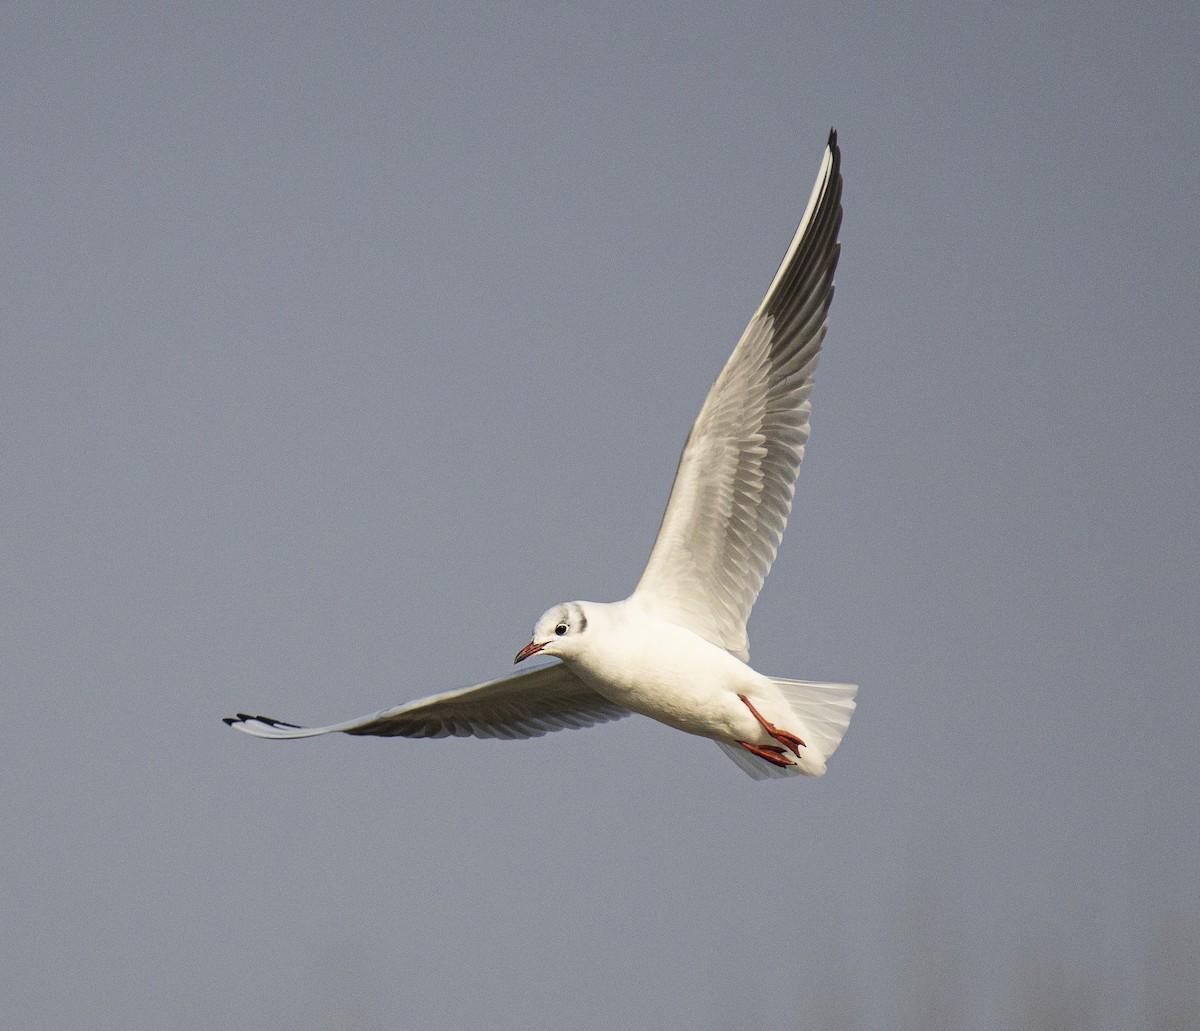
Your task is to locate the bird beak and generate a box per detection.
[514,640,545,664]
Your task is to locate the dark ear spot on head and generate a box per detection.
[565,603,587,634]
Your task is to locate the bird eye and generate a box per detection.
[554,623,568,636]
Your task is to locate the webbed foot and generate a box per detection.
[738,741,795,768]
[738,694,806,757]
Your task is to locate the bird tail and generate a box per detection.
[714,678,858,781]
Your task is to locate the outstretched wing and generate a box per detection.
[632,131,843,660]
[224,660,630,740]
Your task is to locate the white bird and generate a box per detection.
[225,130,856,780]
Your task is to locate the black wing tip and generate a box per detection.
[222,713,303,730]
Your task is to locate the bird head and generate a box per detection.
[515,602,590,663]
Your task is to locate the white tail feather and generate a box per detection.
[714,739,801,780]
[716,678,857,781]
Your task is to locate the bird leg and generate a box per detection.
[738,694,806,757]
[739,741,795,768]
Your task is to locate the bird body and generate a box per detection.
[546,598,770,741]
[226,130,857,781]
[516,596,853,778]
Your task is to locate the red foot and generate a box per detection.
[739,741,795,768]
[738,694,806,757]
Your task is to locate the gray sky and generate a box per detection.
[3,2,1198,1029]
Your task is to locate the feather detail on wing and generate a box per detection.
[632,130,843,660]
[224,660,630,741]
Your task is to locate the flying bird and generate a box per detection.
[226,130,856,780]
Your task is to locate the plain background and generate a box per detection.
[3,2,1198,1029]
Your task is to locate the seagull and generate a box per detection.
[225,130,856,780]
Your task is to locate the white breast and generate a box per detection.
[565,600,774,741]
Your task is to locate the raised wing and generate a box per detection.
[224,660,630,741]
[632,130,843,660]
